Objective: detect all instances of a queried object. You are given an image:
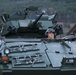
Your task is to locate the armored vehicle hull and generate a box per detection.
[0,38,76,75]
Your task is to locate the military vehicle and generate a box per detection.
[1,10,76,75]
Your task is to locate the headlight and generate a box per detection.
[4,48,10,54]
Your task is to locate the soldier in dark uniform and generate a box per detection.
[24,8,29,19]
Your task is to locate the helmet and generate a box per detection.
[45,28,55,36]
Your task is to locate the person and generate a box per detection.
[24,8,29,19]
[45,28,55,40]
